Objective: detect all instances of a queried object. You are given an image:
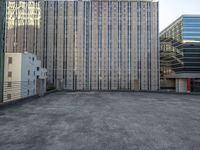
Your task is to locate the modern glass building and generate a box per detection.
[4,0,159,91]
[160,15,200,92]
[0,0,6,102]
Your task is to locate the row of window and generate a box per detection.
[8,56,38,64]
[6,89,35,100]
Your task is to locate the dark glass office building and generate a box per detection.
[160,15,200,92]
[0,0,6,102]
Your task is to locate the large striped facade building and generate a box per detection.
[4,0,159,91]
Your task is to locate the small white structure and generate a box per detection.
[3,52,47,102]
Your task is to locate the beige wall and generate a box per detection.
[4,53,22,101]
[3,52,47,102]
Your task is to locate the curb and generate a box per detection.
[0,95,39,109]
[0,89,58,109]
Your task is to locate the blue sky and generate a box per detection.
[159,0,200,31]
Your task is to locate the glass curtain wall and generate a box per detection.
[0,0,6,102]
[160,15,200,91]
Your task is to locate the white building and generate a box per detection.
[3,52,47,102]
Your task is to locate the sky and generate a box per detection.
[159,0,200,31]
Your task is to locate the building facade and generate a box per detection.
[3,52,47,102]
[0,0,6,102]
[4,0,159,91]
[160,15,200,93]
[0,0,6,51]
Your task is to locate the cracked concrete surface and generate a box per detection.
[0,92,200,150]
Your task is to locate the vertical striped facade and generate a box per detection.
[5,0,159,91]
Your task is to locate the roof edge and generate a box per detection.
[160,14,200,35]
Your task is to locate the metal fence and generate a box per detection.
[0,81,36,103]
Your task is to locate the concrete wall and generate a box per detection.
[176,79,187,93]
[3,52,47,102]
[21,53,38,98]
[4,53,22,101]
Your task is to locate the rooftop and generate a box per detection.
[0,92,200,149]
[43,0,158,2]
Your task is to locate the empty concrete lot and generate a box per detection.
[0,92,200,150]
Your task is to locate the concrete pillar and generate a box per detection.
[57,79,64,90]
[176,79,187,93]
[36,79,46,96]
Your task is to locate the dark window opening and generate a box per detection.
[7,82,12,88]
[8,57,12,64]
[8,72,12,77]
[7,94,11,100]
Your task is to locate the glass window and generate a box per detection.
[183,31,200,34]
[183,22,200,25]
[184,35,200,39]
[183,26,200,29]
[183,17,200,20]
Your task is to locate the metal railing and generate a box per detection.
[0,81,36,103]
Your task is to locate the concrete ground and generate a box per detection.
[0,92,200,150]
